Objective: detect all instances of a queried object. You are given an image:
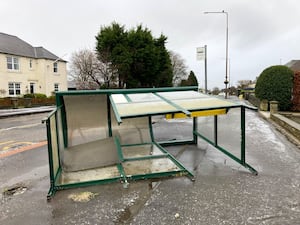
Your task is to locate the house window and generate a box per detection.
[7,56,20,70]
[29,59,33,69]
[30,83,35,94]
[53,62,58,73]
[8,82,21,95]
[54,83,59,92]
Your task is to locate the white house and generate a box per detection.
[0,32,67,97]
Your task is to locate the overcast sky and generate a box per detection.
[1,0,300,89]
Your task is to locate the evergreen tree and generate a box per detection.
[96,23,173,88]
[180,71,198,86]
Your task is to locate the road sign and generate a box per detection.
[196,47,205,60]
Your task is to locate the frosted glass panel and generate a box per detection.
[111,91,242,119]
[158,90,207,100]
[173,98,236,110]
[115,101,178,117]
[63,95,108,146]
[127,93,160,102]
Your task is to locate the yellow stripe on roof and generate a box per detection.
[165,109,227,119]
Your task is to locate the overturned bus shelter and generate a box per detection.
[44,86,257,200]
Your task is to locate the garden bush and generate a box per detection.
[255,65,294,111]
[23,93,47,98]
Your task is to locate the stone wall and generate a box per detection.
[292,71,300,111]
[271,113,300,144]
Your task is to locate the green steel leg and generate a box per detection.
[194,130,257,175]
[214,115,218,146]
[114,136,129,187]
[193,117,198,145]
[55,108,62,162]
[241,106,258,175]
[117,163,129,188]
[45,117,56,201]
[154,142,195,181]
[61,105,68,148]
[47,186,57,201]
[241,106,246,164]
[114,136,124,161]
[149,116,155,142]
[107,95,113,137]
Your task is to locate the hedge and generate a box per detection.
[255,65,293,111]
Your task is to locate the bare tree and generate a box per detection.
[169,51,188,86]
[69,49,117,89]
[212,87,220,95]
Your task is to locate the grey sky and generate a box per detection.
[1,0,300,89]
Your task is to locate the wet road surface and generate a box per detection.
[0,109,300,225]
[0,113,48,155]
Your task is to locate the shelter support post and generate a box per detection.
[241,106,246,164]
[240,106,258,175]
[193,117,198,145]
[214,115,218,146]
[44,117,56,200]
[194,106,258,175]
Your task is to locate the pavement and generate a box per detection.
[258,110,300,147]
[258,110,270,119]
[0,106,55,118]
[1,105,300,225]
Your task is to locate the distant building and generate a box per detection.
[67,80,77,90]
[0,32,67,97]
[286,60,300,111]
[285,60,300,72]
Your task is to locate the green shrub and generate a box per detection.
[255,65,293,111]
[48,95,56,101]
[23,93,34,98]
[34,93,47,98]
[23,93,47,98]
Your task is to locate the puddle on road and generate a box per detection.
[115,181,160,224]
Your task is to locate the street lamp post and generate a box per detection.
[204,10,229,99]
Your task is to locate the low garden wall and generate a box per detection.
[247,94,260,108]
[270,113,300,142]
[0,97,55,109]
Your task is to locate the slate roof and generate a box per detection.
[285,60,300,72]
[0,32,65,61]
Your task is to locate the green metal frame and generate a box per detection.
[194,105,257,175]
[45,86,257,200]
[153,92,191,116]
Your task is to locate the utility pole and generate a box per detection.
[204,10,229,98]
[204,45,207,94]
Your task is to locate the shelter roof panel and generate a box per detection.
[158,90,208,100]
[126,93,161,102]
[114,101,179,117]
[173,98,237,110]
[110,90,246,119]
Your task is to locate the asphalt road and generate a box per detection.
[0,109,300,225]
[0,113,48,154]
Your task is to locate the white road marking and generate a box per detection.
[0,123,41,132]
